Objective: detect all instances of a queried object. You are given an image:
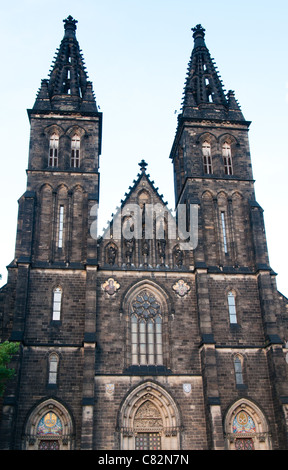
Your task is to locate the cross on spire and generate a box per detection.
[63,15,78,37]
[138,160,148,172]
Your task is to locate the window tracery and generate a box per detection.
[130,291,163,366]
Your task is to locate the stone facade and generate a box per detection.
[0,18,288,451]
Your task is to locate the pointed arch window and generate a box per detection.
[57,205,64,249]
[24,399,74,450]
[234,356,244,385]
[52,287,62,321]
[223,142,233,175]
[130,291,163,366]
[228,291,237,324]
[225,400,271,450]
[202,141,213,174]
[221,211,228,254]
[48,353,59,385]
[71,135,80,168]
[49,133,59,167]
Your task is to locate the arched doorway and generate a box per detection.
[224,399,271,450]
[118,381,181,450]
[23,399,74,450]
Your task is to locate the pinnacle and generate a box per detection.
[180,24,244,121]
[32,16,98,112]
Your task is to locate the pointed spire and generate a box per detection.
[182,24,227,117]
[33,16,98,113]
[180,24,245,121]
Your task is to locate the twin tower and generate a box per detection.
[1,16,288,451]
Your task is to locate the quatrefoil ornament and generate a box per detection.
[172,279,190,297]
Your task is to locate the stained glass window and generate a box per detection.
[130,291,163,366]
[37,412,62,437]
[232,411,256,434]
[132,292,161,318]
[135,433,161,450]
[38,440,60,450]
[235,438,255,450]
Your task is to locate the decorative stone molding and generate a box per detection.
[172,279,190,297]
[101,278,120,295]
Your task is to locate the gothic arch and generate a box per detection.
[121,279,171,314]
[196,131,217,145]
[105,241,118,266]
[56,183,69,194]
[218,133,239,147]
[201,189,214,200]
[121,280,172,370]
[65,125,86,139]
[231,190,243,201]
[137,188,151,207]
[72,184,85,194]
[118,381,181,450]
[43,124,65,138]
[23,398,75,450]
[217,190,229,201]
[224,398,271,450]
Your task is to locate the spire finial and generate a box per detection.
[192,24,206,48]
[192,24,205,37]
[139,160,148,172]
[63,15,78,37]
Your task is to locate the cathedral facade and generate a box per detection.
[1,16,288,451]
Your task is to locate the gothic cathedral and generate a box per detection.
[1,16,288,451]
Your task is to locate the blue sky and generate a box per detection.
[0,0,287,296]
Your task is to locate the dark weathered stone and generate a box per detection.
[0,18,288,451]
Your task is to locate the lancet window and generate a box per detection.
[71,135,80,168]
[52,287,62,321]
[131,291,163,366]
[49,133,59,167]
[234,356,244,385]
[228,291,237,324]
[48,353,59,385]
[202,141,213,174]
[223,142,233,175]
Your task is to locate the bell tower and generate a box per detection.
[169,25,287,450]
[15,16,102,268]
[170,24,269,273]
[3,17,102,450]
